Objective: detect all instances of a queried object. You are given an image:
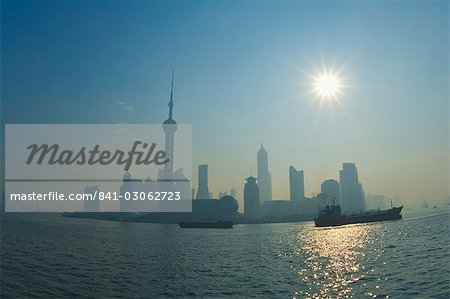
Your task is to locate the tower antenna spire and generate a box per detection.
[169,69,174,119]
[162,69,177,181]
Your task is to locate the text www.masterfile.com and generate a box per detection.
[9,191,182,201]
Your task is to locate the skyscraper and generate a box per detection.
[161,70,177,181]
[257,144,272,203]
[289,165,304,201]
[196,164,210,199]
[339,163,365,214]
[320,179,340,206]
[244,176,259,218]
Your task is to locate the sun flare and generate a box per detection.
[314,73,341,99]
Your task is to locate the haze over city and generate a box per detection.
[2,1,448,210]
[1,1,449,298]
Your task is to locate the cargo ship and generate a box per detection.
[314,204,403,227]
[178,221,233,229]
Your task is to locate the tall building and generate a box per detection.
[244,176,260,218]
[289,165,304,201]
[320,179,340,206]
[161,70,177,181]
[339,163,365,214]
[196,164,210,199]
[257,144,272,203]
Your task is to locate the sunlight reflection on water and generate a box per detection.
[292,224,380,298]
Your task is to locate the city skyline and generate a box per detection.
[1,2,449,299]
[2,1,448,210]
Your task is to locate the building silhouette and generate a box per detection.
[257,144,272,203]
[156,71,190,202]
[196,164,210,199]
[289,165,304,201]
[161,70,177,181]
[244,176,260,218]
[320,179,340,207]
[339,163,365,214]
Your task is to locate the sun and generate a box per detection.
[313,72,341,99]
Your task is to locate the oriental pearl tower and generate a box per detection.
[162,70,177,181]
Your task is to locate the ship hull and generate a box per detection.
[314,206,403,227]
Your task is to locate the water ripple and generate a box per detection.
[1,209,449,298]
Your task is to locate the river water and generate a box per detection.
[1,207,449,298]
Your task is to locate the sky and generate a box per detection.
[2,0,449,209]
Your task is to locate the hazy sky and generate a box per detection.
[2,1,449,209]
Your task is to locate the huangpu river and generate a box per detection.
[1,207,449,298]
